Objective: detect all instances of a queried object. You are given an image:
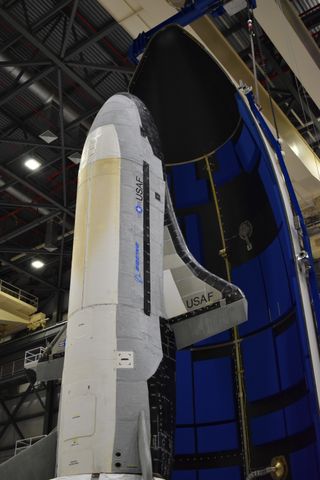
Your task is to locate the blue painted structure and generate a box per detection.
[168,91,320,479]
[128,0,257,63]
[246,90,320,330]
[128,9,320,477]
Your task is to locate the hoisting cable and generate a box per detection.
[247,3,281,141]
[247,6,260,108]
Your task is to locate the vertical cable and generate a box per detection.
[247,8,260,108]
[205,156,251,475]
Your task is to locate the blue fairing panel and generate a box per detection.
[168,92,320,479]
[129,23,320,479]
[193,358,236,423]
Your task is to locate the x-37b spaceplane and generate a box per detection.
[53,94,247,479]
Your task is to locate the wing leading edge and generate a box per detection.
[164,186,247,349]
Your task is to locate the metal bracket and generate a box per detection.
[116,351,134,369]
[297,250,311,274]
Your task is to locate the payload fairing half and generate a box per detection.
[53,92,246,480]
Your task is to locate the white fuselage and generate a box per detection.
[53,95,165,479]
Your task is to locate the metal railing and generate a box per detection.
[0,279,38,308]
[24,347,45,368]
[0,358,24,379]
[14,435,47,455]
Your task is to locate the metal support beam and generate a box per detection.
[0,0,73,54]
[63,19,117,59]
[0,202,58,209]
[0,138,80,150]
[56,213,67,318]
[0,106,87,194]
[0,8,105,104]
[0,67,56,109]
[57,70,67,209]
[0,400,24,439]
[66,61,134,75]
[0,149,78,205]
[255,0,320,110]
[66,106,100,130]
[0,165,75,218]
[0,103,55,156]
[253,31,320,139]
[0,384,32,441]
[0,256,65,291]
[30,382,46,412]
[0,17,121,152]
[0,410,55,427]
[0,61,51,67]
[0,248,71,256]
[43,381,55,435]
[0,211,60,245]
[0,0,128,90]
[302,5,320,30]
[60,0,79,58]
[57,69,67,308]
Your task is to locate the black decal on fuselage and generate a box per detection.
[143,163,151,316]
[186,291,214,310]
[136,176,144,202]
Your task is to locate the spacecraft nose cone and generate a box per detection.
[89,93,138,133]
[130,24,241,165]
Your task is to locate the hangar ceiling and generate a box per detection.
[0,0,319,318]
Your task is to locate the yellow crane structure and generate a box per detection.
[0,279,46,338]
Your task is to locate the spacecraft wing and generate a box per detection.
[164,187,247,349]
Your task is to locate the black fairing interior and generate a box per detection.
[130,24,241,164]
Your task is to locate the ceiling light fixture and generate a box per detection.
[31,259,45,269]
[39,129,58,144]
[25,158,41,171]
